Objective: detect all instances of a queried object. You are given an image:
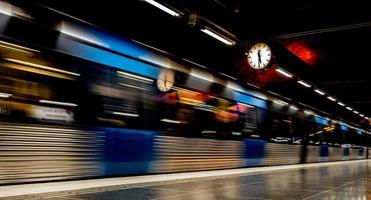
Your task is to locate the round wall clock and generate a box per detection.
[247,42,272,70]
[157,69,174,92]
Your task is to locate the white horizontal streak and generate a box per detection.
[117,71,153,82]
[160,118,182,124]
[0,92,12,98]
[314,89,325,95]
[327,96,336,101]
[297,80,311,88]
[112,112,139,117]
[275,68,293,78]
[39,100,78,107]
[144,0,180,17]
[201,28,235,46]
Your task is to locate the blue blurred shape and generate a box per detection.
[340,124,349,131]
[59,22,152,60]
[319,144,329,161]
[315,116,328,126]
[99,127,156,176]
[234,92,267,109]
[244,139,266,166]
[56,36,160,79]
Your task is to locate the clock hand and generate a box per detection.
[257,50,261,68]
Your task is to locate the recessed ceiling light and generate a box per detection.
[144,0,181,17]
[297,80,312,88]
[346,107,353,111]
[327,96,336,101]
[201,27,235,46]
[314,89,325,95]
[275,68,293,78]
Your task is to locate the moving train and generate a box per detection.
[0,1,369,184]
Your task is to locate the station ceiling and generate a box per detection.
[22,0,371,127]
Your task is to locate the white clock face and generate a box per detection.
[247,43,272,69]
[157,69,174,92]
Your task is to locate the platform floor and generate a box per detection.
[2,160,370,200]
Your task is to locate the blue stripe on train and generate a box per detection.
[315,116,329,126]
[234,92,268,109]
[97,127,156,176]
[243,139,266,166]
[56,36,160,79]
[319,144,329,161]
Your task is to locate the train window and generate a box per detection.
[146,85,243,138]
[235,103,258,134]
[86,66,157,129]
[0,45,79,125]
[269,112,293,138]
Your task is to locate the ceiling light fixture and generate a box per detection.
[289,105,298,110]
[346,107,353,111]
[314,89,325,95]
[144,0,180,17]
[201,27,235,46]
[327,96,336,102]
[297,80,311,88]
[304,110,313,115]
[337,102,345,106]
[275,68,293,78]
[273,100,288,106]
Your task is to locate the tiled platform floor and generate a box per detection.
[4,160,371,200]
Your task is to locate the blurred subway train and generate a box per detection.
[0,1,369,185]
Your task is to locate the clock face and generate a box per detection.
[247,43,272,69]
[157,69,174,92]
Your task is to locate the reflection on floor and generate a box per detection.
[6,160,371,200]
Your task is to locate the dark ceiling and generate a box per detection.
[20,0,371,127]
